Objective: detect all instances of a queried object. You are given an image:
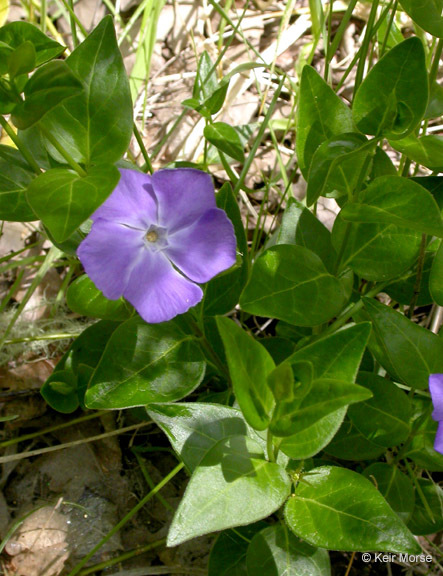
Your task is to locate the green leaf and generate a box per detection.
[405,399,443,472]
[295,206,337,273]
[0,21,64,73]
[147,402,249,472]
[246,524,331,576]
[167,435,291,546]
[297,66,354,176]
[66,275,133,321]
[325,418,386,461]
[341,176,443,238]
[204,182,248,315]
[430,242,443,305]
[0,145,36,221]
[41,16,133,165]
[407,479,443,535]
[363,463,415,523]
[204,122,245,162]
[41,320,121,412]
[279,408,346,460]
[8,40,35,77]
[26,164,120,242]
[363,297,443,389]
[85,316,206,409]
[12,60,83,129]
[287,322,372,382]
[285,466,421,554]
[306,133,371,206]
[347,372,411,447]
[425,82,443,119]
[398,0,443,38]
[208,523,267,576]
[353,37,428,140]
[332,213,421,281]
[386,252,434,306]
[240,245,347,327]
[193,50,218,101]
[268,361,371,437]
[391,135,443,172]
[216,316,275,431]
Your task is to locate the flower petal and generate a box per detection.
[77,218,144,299]
[435,421,443,455]
[124,250,203,323]
[153,168,216,233]
[165,208,237,283]
[430,373,443,421]
[92,169,157,229]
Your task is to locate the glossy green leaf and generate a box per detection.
[8,40,35,77]
[405,399,443,471]
[306,133,371,206]
[167,435,291,546]
[412,176,443,210]
[41,16,133,165]
[240,245,347,327]
[296,66,354,175]
[348,372,411,447]
[0,145,36,221]
[85,316,206,409]
[386,252,434,306]
[26,164,120,242]
[341,176,443,238]
[332,214,421,281]
[285,466,421,553]
[279,408,346,460]
[41,320,121,412]
[216,316,275,431]
[295,207,337,272]
[363,463,415,523]
[353,38,428,140]
[325,418,386,461]
[430,242,443,305]
[390,135,443,172]
[363,297,443,389]
[147,402,248,472]
[398,0,443,38]
[66,275,133,321]
[208,523,267,576]
[408,479,443,535]
[425,82,443,119]
[204,182,248,315]
[193,50,217,100]
[287,322,372,382]
[204,122,245,162]
[12,60,82,129]
[0,21,64,73]
[246,524,331,576]
[274,376,371,437]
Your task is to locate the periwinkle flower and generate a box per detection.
[429,373,443,454]
[77,168,236,323]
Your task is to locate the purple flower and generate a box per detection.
[77,168,236,323]
[429,374,443,454]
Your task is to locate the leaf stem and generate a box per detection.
[0,116,42,174]
[266,429,275,462]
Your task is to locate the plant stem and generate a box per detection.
[354,0,380,97]
[0,116,42,174]
[266,429,275,462]
[407,233,427,318]
[0,410,107,448]
[3,332,80,345]
[66,462,184,576]
[133,122,153,174]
